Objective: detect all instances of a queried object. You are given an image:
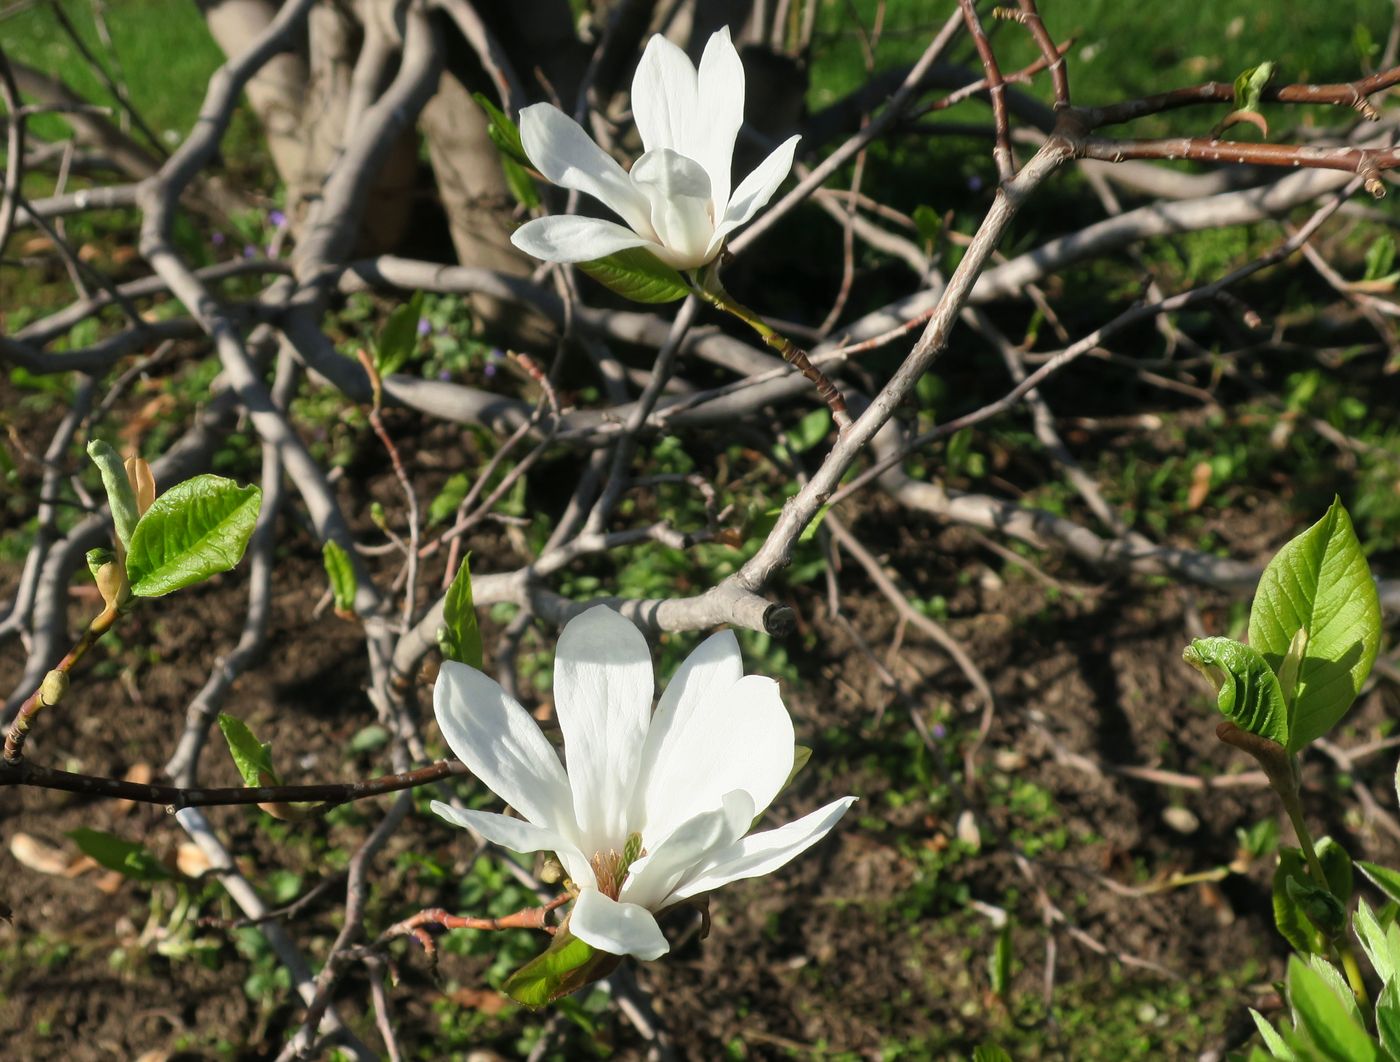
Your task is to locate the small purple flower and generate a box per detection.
[437,369,452,381]
[269,209,287,228]
[931,723,947,740]
[966,175,985,193]
[417,316,432,337]
[242,244,257,259]
[484,362,498,378]
[211,231,226,247]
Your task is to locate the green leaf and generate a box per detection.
[1249,1008,1298,1061]
[502,156,541,210]
[1359,860,1400,905]
[438,553,483,669]
[1287,954,1379,1061]
[1354,898,1397,984]
[1317,836,1354,905]
[972,1048,1013,1062]
[1287,877,1345,940]
[789,407,832,454]
[321,541,358,613]
[576,247,691,304]
[1248,499,1381,751]
[125,475,262,597]
[1308,954,1362,1026]
[217,713,280,788]
[502,929,619,1007]
[1377,978,1400,1059]
[913,204,942,250]
[1234,61,1276,112]
[428,472,470,527]
[1275,847,1320,953]
[374,291,425,378]
[68,828,172,882]
[471,92,529,166]
[87,440,140,550]
[349,724,390,754]
[1364,235,1397,283]
[988,920,1013,997]
[1183,637,1290,746]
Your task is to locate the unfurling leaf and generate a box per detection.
[577,247,691,304]
[502,929,619,1007]
[125,475,262,597]
[68,828,173,882]
[438,553,483,669]
[1248,499,1381,751]
[1286,877,1345,940]
[1183,637,1290,747]
[125,456,155,515]
[322,541,358,615]
[1316,835,1354,905]
[217,713,281,788]
[1233,61,1277,113]
[87,439,140,550]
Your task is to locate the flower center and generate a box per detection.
[588,832,645,899]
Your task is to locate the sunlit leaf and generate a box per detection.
[502,929,619,1007]
[577,247,690,304]
[68,828,172,882]
[322,541,357,614]
[1183,637,1290,746]
[218,713,280,788]
[438,553,483,670]
[125,475,261,597]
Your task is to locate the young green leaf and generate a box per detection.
[502,929,619,1007]
[471,92,529,166]
[1365,234,1397,283]
[1234,61,1277,112]
[1275,847,1320,953]
[1359,860,1400,905]
[87,439,140,550]
[1287,955,1379,1061]
[502,156,541,210]
[1377,978,1400,1059]
[971,1047,1013,1062]
[374,290,425,378]
[217,712,280,787]
[577,247,691,304]
[437,553,484,669]
[125,475,262,597]
[1353,898,1398,984]
[68,828,173,882]
[321,541,358,614]
[1183,637,1290,747]
[913,204,943,250]
[1316,836,1354,905]
[1249,1008,1298,1061]
[1248,499,1381,751]
[988,920,1013,998]
[1287,877,1345,940]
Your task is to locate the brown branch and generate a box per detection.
[0,757,468,809]
[958,0,1015,181]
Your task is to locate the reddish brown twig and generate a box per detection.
[380,894,571,964]
[958,0,1014,181]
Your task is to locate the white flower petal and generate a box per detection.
[630,148,716,268]
[622,790,753,910]
[519,103,654,236]
[692,27,745,213]
[636,673,795,845]
[708,134,801,254]
[553,606,654,854]
[631,34,698,157]
[511,215,653,264]
[668,796,857,902]
[433,661,575,831]
[430,802,592,886]
[630,630,742,828]
[569,888,670,960]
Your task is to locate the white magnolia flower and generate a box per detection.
[509,27,801,271]
[431,605,855,961]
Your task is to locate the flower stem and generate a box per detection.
[693,271,853,432]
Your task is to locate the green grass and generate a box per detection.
[2,0,225,143]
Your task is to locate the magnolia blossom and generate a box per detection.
[431,605,855,961]
[510,28,801,271]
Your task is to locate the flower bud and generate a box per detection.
[39,669,69,707]
[95,561,128,613]
[124,456,156,515]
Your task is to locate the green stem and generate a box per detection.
[693,274,853,431]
